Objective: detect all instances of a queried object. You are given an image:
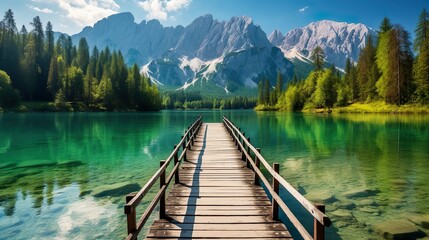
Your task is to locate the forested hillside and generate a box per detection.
[0,9,161,111]
[257,10,429,112]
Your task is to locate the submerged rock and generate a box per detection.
[356,199,378,207]
[92,182,141,198]
[343,188,380,198]
[305,191,337,203]
[407,214,429,229]
[331,209,354,220]
[57,161,84,168]
[374,219,423,240]
[333,200,356,210]
[359,206,381,215]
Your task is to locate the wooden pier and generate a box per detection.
[124,116,331,240]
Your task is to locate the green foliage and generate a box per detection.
[344,58,358,101]
[54,88,71,111]
[310,46,325,71]
[376,25,413,105]
[414,8,429,52]
[357,34,378,101]
[0,9,162,111]
[277,84,303,111]
[0,70,20,107]
[313,69,337,109]
[413,9,429,104]
[47,54,60,97]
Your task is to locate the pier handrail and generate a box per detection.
[223,116,331,240]
[124,116,203,240]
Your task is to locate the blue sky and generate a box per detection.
[0,0,427,38]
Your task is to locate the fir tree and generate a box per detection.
[47,54,60,98]
[310,46,325,71]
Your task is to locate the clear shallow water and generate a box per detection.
[0,111,428,239]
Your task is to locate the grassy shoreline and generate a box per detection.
[255,101,429,114]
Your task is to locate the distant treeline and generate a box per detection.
[0,9,161,111]
[258,10,429,111]
[163,90,257,109]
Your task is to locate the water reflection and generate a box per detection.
[1,111,428,239]
[231,112,429,239]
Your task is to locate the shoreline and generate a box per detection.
[255,102,429,114]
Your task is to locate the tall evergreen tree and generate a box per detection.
[76,37,90,73]
[310,46,325,71]
[377,25,413,105]
[414,8,429,52]
[47,54,60,98]
[413,9,429,103]
[379,17,393,34]
[45,21,54,63]
[357,34,378,101]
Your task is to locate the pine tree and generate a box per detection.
[377,25,413,105]
[357,34,378,101]
[77,37,90,73]
[45,21,54,63]
[264,79,271,105]
[47,54,60,98]
[310,46,325,71]
[379,17,393,34]
[414,8,429,52]
[274,72,283,103]
[413,9,429,103]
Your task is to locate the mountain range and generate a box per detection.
[70,12,375,95]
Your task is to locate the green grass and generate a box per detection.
[333,101,429,114]
[254,104,278,111]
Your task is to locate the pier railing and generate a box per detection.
[223,116,331,240]
[124,116,202,240]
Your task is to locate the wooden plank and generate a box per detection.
[144,123,292,240]
[151,221,286,231]
[147,230,292,238]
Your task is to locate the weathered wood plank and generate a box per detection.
[147,230,292,238]
[151,221,286,231]
[145,123,292,239]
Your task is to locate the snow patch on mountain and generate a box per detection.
[270,20,375,68]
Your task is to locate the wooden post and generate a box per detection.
[173,145,180,184]
[182,135,187,161]
[272,163,279,220]
[126,193,137,236]
[314,204,325,240]
[245,137,251,167]
[159,160,166,219]
[237,128,241,150]
[254,148,261,185]
[191,127,195,145]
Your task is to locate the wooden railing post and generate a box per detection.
[245,137,251,167]
[173,145,180,184]
[240,133,246,160]
[272,163,279,220]
[182,135,187,161]
[191,127,195,146]
[254,148,261,185]
[314,204,325,240]
[237,128,241,149]
[126,193,137,237]
[159,160,166,219]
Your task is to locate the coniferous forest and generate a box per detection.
[0,9,161,111]
[258,10,429,112]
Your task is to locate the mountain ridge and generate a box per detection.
[70,13,372,95]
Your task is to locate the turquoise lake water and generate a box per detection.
[0,111,428,239]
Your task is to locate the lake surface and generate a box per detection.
[0,111,428,239]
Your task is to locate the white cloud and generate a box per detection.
[138,0,191,21]
[299,6,308,13]
[28,5,54,14]
[52,0,120,27]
